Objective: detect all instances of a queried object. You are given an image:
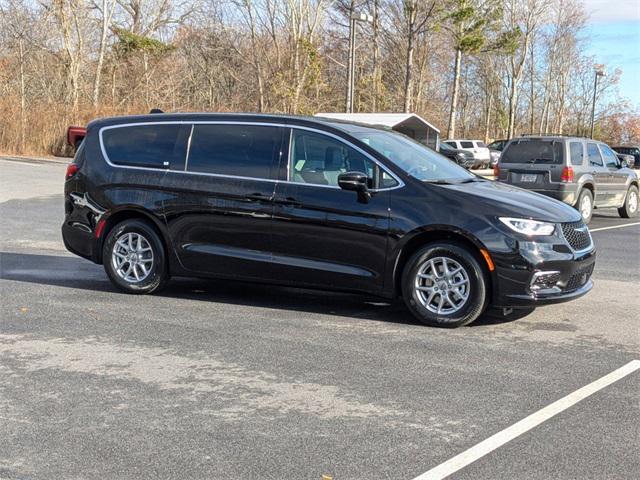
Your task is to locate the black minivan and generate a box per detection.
[63,113,595,327]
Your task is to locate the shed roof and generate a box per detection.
[314,113,440,133]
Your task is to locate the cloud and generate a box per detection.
[581,0,640,22]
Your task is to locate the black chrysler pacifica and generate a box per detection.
[62,113,595,327]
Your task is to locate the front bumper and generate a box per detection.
[491,242,596,308]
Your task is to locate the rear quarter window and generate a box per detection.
[501,140,564,164]
[102,124,187,168]
[569,142,585,166]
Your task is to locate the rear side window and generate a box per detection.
[102,124,186,168]
[460,141,474,148]
[501,140,563,164]
[569,142,584,166]
[587,143,603,166]
[475,141,486,148]
[187,124,282,179]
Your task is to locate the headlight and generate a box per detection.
[499,217,556,236]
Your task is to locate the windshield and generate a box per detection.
[350,129,475,182]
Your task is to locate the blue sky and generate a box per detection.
[581,0,640,107]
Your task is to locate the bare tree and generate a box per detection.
[502,0,550,138]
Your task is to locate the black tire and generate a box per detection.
[618,185,638,218]
[102,219,169,294]
[401,242,488,328]
[575,189,593,224]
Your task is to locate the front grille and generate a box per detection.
[565,263,595,291]
[561,221,592,251]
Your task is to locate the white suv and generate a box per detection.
[444,140,491,168]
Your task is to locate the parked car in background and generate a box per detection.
[616,153,635,169]
[487,139,508,168]
[67,126,86,151]
[62,113,595,327]
[438,141,475,169]
[487,139,508,152]
[443,140,490,169]
[612,145,640,168]
[495,135,639,223]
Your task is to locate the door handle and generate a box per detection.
[245,193,273,202]
[274,196,302,207]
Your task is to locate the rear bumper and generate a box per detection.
[62,219,101,263]
[530,186,578,205]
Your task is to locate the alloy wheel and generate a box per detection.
[580,194,592,220]
[628,190,638,213]
[111,232,154,283]
[414,256,470,314]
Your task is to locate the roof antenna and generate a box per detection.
[149,108,164,114]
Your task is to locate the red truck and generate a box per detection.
[67,126,86,151]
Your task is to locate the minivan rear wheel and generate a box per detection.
[103,219,169,294]
[401,242,488,328]
[576,189,593,224]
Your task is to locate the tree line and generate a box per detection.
[0,0,638,156]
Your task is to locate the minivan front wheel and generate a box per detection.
[576,189,593,223]
[402,243,488,327]
[618,185,638,218]
[103,219,169,294]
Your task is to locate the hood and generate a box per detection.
[437,179,582,223]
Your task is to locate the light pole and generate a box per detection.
[590,67,606,139]
[345,12,373,113]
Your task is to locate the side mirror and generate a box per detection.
[616,155,631,168]
[338,171,370,203]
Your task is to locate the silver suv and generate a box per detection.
[496,135,639,223]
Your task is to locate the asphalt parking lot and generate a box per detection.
[1,156,638,479]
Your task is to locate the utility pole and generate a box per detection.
[590,67,606,139]
[345,12,373,113]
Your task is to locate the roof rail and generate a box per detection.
[518,133,590,139]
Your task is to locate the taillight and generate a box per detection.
[65,163,79,180]
[493,163,500,178]
[561,166,574,182]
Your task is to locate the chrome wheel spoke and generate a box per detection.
[437,294,445,313]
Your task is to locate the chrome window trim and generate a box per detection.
[98,120,405,191]
[184,124,194,171]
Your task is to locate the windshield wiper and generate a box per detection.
[424,179,454,185]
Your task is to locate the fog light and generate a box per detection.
[530,271,561,291]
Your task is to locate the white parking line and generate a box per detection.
[412,360,640,480]
[590,222,640,232]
